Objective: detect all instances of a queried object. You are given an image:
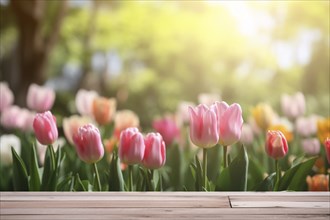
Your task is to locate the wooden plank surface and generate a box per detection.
[1,192,329,220]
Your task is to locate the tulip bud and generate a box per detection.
[119,127,145,165]
[301,138,320,156]
[1,106,22,129]
[324,138,330,164]
[33,111,58,145]
[1,106,35,132]
[188,104,219,148]
[306,174,329,191]
[143,132,166,169]
[252,103,275,131]
[27,84,56,112]
[240,124,254,145]
[265,130,288,159]
[212,101,243,146]
[92,97,116,125]
[317,118,330,144]
[75,89,98,117]
[176,101,195,127]
[0,82,14,112]
[295,115,319,137]
[114,110,140,139]
[63,115,94,145]
[0,134,21,165]
[73,124,104,164]
[152,116,179,146]
[198,93,221,106]
[281,92,305,119]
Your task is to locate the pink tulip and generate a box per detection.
[281,92,305,119]
[198,93,221,106]
[189,104,219,148]
[73,124,104,164]
[240,123,254,145]
[324,138,330,164]
[301,138,320,156]
[1,106,21,129]
[212,101,243,146]
[33,111,58,145]
[27,84,56,112]
[75,89,98,117]
[265,130,289,159]
[0,82,14,112]
[119,127,145,165]
[176,101,195,126]
[143,132,166,169]
[1,106,34,131]
[17,108,35,132]
[152,116,180,146]
[62,115,94,145]
[295,115,319,137]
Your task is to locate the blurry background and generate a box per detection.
[0,0,329,128]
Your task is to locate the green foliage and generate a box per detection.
[256,173,276,191]
[190,155,203,191]
[11,147,28,191]
[108,152,125,191]
[28,144,41,191]
[284,157,317,191]
[216,146,249,191]
[166,144,184,190]
[40,145,63,191]
[247,156,265,191]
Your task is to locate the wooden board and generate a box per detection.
[1,192,329,220]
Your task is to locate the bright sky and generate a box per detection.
[209,0,318,71]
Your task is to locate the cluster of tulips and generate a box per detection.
[0,81,329,191]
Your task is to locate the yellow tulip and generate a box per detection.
[251,103,275,131]
[317,118,330,143]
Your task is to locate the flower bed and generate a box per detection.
[0,83,329,192]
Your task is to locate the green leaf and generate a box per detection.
[155,170,163,191]
[216,145,248,191]
[287,157,317,191]
[166,144,183,190]
[74,174,87,191]
[279,157,316,191]
[41,145,57,191]
[57,173,74,191]
[256,172,275,191]
[108,152,125,191]
[194,155,203,191]
[247,156,265,191]
[207,145,221,183]
[28,144,41,191]
[11,147,28,191]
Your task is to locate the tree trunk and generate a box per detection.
[10,0,67,106]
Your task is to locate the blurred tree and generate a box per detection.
[5,0,67,106]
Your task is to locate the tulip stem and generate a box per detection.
[274,159,280,191]
[203,148,207,191]
[128,165,133,191]
[93,163,101,191]
[223,146,228,168]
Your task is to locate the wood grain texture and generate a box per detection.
[1,192,329,219]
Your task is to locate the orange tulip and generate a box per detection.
[114,110,139,139]
[306,174,329,191]
[92,97,116,125]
